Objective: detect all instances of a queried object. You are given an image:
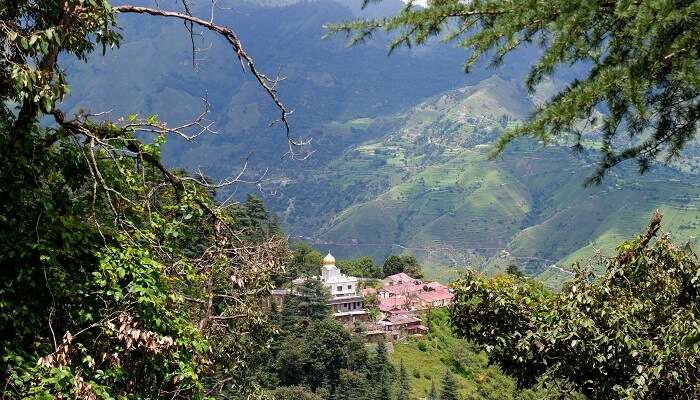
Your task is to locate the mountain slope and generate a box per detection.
[277,76,700,287]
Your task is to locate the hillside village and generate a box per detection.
[275,253,454,340]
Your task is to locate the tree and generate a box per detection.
[275,319,369,392]
[369,340,394,399]
[383,255,424,279]
[332,369,372,400]
[281,278,331,327]
[396,360,411,400]
[338,256,383,278]
[0,0,296,398]
[440,371,459,400]
[505,264,524,278]
[233,194,282,243]
[428,380,439,400]
[328,1,700,183]
[289,242,324,278]
[271,385,326,400]
[450,212,700,398]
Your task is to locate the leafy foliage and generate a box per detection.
[338,256,383,279]
[328,0,700,182]
[451,212,700,398]
[383,255,424,279]
[0,1,289,398]
[288,242,324,278]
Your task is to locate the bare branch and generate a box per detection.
[113,5,311,158]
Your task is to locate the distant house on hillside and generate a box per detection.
[379,313,427,336]
[416,289,453,308]
[378,295,411,313]
[371,272,454,314]
[378,282,424,299]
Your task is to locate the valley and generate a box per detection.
[61,0,700,289]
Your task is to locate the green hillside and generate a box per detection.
[278,76,700,287]
[389,309,556,400]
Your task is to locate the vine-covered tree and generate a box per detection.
[0,0,298,398]
[328,0,700,183]
[450,212,700,398]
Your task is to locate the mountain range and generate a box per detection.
[62,0,700,288]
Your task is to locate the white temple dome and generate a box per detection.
[322,252,336,266]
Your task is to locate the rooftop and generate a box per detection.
[383,272,419,285]
[378,295,410,312]
[416,289,454,302]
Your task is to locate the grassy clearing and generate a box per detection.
[389,309,549,400]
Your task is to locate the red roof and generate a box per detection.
[416,289,453,303]
[382,282,424,296]
[379,295,410,312]
[383,272,419,285]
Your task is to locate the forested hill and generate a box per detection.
[62,0,700,287]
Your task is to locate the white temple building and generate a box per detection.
[319,253,367,323]
[320,253,358,297]
[289,252,368,323]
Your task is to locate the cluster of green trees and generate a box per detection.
[251,279,410,399]
[0,1,291,398]
[451,213,700,397]
[288,244,423,280]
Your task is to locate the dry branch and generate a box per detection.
[113,5,312,158]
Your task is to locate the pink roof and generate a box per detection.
[383,282,424,296]
[379,295,410,312]
[417,289,453,303]
[384,272,418,285]
[425,282,449,291]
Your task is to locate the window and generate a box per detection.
[347,285,352,289]
[337,285,342,292]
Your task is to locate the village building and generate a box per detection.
[379,313,427,336]
[319,253,368,323]
[280,253,369,323]
[378,294,411,313]
[383,272,419,286]
[416,289,453,308]
[372,272,454,316]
